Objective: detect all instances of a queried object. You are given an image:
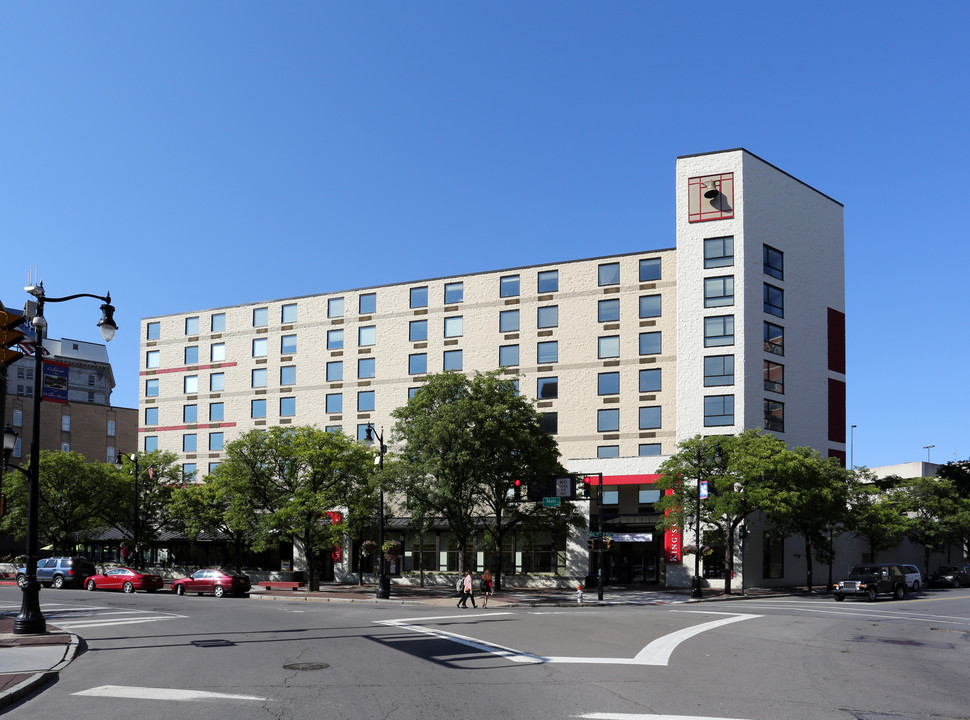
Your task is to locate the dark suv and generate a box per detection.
[16,556,97,589]
[833,563,908,601]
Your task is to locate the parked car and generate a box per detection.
[170,569,251,598]
[901,564,923,591]
[16,556,97,589]
[85,567,164,593]
[926,565,970,588]
[833,564,908,601]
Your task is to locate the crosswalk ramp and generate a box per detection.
[0,601,186,630]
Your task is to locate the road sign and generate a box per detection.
[542,497,561,508]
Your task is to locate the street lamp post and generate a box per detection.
[363,424,389,599]
[583,473,606,602]
[12,281,117,634]
[692,447,705,599]
[115,453,140,567]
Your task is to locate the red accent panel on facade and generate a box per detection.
[583,474,661,486]
[828,378,846,443]
[827,308,845,374]
[828,449,847,467]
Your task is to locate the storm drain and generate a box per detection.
[283,662,329,671]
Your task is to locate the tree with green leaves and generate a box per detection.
[391,371,578,589]
[208,426,375,590]
[901,476,961,574]
[845,467,909,563]
[109,451,185,555]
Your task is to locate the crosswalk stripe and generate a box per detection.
[73,685,268,702]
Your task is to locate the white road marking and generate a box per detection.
[73,685,268,702]
[55,615,184,629]
[578,714,750,720]
[377,610,760,666]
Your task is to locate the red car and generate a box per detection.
[85,567,164,593]
[171,569,251,598]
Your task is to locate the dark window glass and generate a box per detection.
[704,355,734,387]
[764,283,784,317]
[598,299,620,323]
[598,372,620,395]
[537,270,558,293]
[598,263,620,286]
[359,293,377,315]
[639,295,661,318]
[639,406,661,429]
[598,446,619,458]
[764,399,784,432]
[540,412,558,435]
[444,282,463,304]
[704,276,734,308]
[764,322,784,356]
[500,275,519,297]
[704,315,734,347]
[410,320,428,342]
[763,245,784,280]
[704,395,734,426]
[499,310,519,333]
[499,345,519,367]
[537,377,558,399]
[639,258,661,281]
[764,360,784,393]
[704,236,734,268]
[597,408,619,432]
[639,332,661,355]
[639,368,661,392]
[537,341,558,364]
[410,287,428,308]
[537,305,558,328]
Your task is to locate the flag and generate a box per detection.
[147,465,156,481]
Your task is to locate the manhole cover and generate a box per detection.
[283,662,329,671]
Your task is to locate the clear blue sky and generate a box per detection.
[2,2,967,469]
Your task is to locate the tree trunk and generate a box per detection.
[804,536,814,591]
[723,523,735,594]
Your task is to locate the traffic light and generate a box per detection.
[513,479,521,501]
[582,477,591,499]
[0,310,26,369]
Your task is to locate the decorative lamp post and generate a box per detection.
[115,453,140,568]
[363,424,389,599]
[12,281,117,634]
[691,444,722,600]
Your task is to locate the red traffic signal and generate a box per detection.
[513,479,521,500]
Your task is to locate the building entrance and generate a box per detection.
[590,533,661,585]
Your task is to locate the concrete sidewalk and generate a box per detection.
[0,616,80,711]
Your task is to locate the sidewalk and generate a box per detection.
[0,582,803,709]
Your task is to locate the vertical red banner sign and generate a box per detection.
[326,511,343,562]
[663,488,682,563]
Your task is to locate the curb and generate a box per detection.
[0,630,81,711]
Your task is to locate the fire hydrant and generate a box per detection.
[576,583,584,604]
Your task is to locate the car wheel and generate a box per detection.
[912,580,920,592]
[123,581,135,594]
[834,593,844,602]
[867,587,877,602]
[86,579,96,591]
[16,574,27,589]
[214,585,226,598]
[893,584,905,600]
[52,575,64,590]
[175,584,185,596]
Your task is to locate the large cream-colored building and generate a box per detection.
[140,149,846,588]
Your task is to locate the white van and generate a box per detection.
[901,564,922,591]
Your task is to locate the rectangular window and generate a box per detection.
[209,402,224,422]
[537,270,559,293]
[537,341,558,364]
[184,375,198,394]
[599,262,620,286]
[281,335,297,354]
[185,316,199,335]
[144,436,158,452]
[183,404,197,423]
[639,368,661,392]
[252,308,268,327]
[327,329,344,350]
[443,349,463,371]
[764,360,784,393]
[280,397,296,417]
[537,305,558,328]
[597,408,619,432]
[210,372,225,392]
[358,326,376,347]
[500,275,520,297]
[359,293,377,315]
[183,464,197,481]
[765,399,784,432]
[409,353,427,375]
[325,393,342,414]
[704,315,735,347]
[358,357,376,379]
[704,395,735,426]
[184,346,199,365]
[183,433,197,452]
[252,399,268,419]
[444,282,463,304]
[598,372,620,395]
[145,407,158,425]
[499,345,519,367]
[210,343,225,362]
[639,406,661,429]
[410,286,428,308]
[598,299,620,323]
[281,303,297,323]
[537,376,558,399]
[639,331,661,355]
[328,298,345,318]
[704,276,734,308]
[146,379,159,397]
[357,390,375,412]
[252,338,268,357]
[147,322,160,340]
[598,336,620,359]
[540,412,558,435]
[280,366,296,385]
[327,361,343,382]
[639,295,661,318]
[704,236,734,268]
[409,319,428,341]
[499,309,519,333]
[704,355,735,387]
[639,443,662,457]
[639,258,661,281]
[252,368,267,388]
[444,316,463,337]
[639,488,661,504]
[763,245,784,280]
[209,432,224,451]
[146,350,160,369]
[211,313,226,332]
[598,446,619,459]
[764,283,784,317]
[764,321,784,356]
[602,490,619,505]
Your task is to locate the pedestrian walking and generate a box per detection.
[457,570,476,608]
[480,569,493,608]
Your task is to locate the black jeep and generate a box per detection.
[833,563,908,601]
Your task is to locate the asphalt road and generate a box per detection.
[2,586,969,720]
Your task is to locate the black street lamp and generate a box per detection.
[10,281,117,634]
[691,443,722,599]
[115,453,140,567]
[363,424,389,599]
